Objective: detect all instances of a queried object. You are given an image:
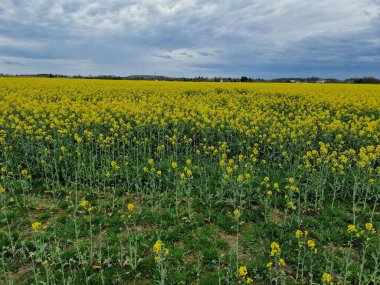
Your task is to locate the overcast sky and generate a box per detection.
[0,0,379,78]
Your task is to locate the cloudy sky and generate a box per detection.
[0,0,379,78]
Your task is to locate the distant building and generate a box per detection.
[316,79,325,83]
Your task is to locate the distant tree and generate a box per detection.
[241,76,248,82]
[353,77,380,84]
[325,78,341,83]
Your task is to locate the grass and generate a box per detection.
[1,157,379,284]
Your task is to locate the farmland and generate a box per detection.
[0,78,379,284]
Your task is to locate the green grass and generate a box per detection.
[1,154,379,284]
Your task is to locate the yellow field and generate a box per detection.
[0,78,379,284]
[1,78,379,171]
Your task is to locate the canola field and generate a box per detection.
[0,78,379,284]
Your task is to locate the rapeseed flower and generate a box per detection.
[270,242,281,256]
[239,266,248,277]
[80,200,93,212]
[127,203,135,212]
[347,224,357,233]
[153,240,163,255]
[32,221,43,232]
[322,272,333,285]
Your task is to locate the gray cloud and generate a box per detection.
[198,51,212,57]
[153,54,172,59]
[3,60,24,66]
[0,0,379,78]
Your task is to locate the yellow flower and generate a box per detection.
[42,260,49,265]
[347,224,357,233]
[153,240,163,255]
[295,230,303,238]
[80,200,92,212]
[365,223,375,233]
[266,190,273,196]
[127,203,135,212]
[288,177,295,184]
[270,242,281,256]
[171,162,178,169]
[148,158,154,165]
[307,239,315,249]
[289,185,299,192]
[322,272,333,285]
[21,169,28,176]
[32,221,43,232]
[0,186,5,194]
[246,277,253,284]
[186,159,191,165]
[156,170,162,175]
[239,266,248,277]
[111,161,120,170]
[233,209,240,217]
[266,262,273,270]
[74,133,82,143]
[279,258,286,266]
